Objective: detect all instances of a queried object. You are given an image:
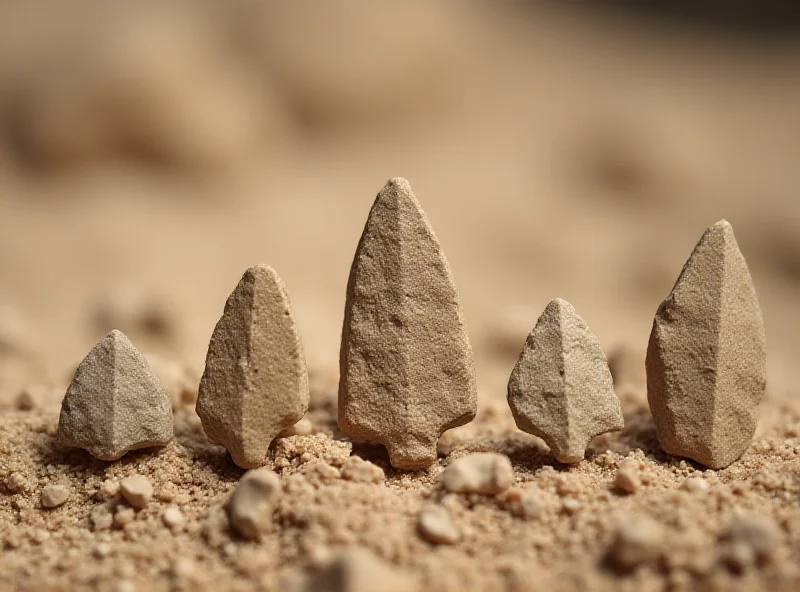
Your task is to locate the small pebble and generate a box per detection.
[94,543,112,558]
[615,468,641,494]
[562,499,581,515]
[100,479,120,499]
[41,484,70,508]
[518,493,542,520]
[341,457,384,484]
[721,512,780,571]
[418,504,459,545]
[681,477,710,493]
[15,384,50,411]
[114,506,135,527]
[172,557,196,581]
[91,506,113,531]
[31,529,50,544]
[302,547,415,592]
[120,475,153,509]
[610,517,665,570]
[292,418,314,436]
[442,453,514,495]
[5,472,26,493]
[162,506,186,531]
[227,467,282,540]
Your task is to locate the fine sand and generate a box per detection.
[2,3,800,591]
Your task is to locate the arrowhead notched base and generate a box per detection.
[507,299,623,465]
[338,178,478,470]
[196,265,309,470]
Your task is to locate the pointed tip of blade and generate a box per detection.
[104,329,134,350]
[547,298,574,313]
[386,177,411,190]
[377,177,418,204]
[706,219,736,243]
[244,264,279,281]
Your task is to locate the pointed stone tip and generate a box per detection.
[545,298,577,319]
[378,177,418,203]
[706,219,736,240]
[548,298,573,311]
[386,177,411,190]
[244,264,279,282]
[105,329,132,345]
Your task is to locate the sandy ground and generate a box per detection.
[2,2,800,590]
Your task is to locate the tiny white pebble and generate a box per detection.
[228,468,282,540]
[120,475,153,509]
[562,499,581,515]
[162,506,185,531]
[611,517,665,569]
[171,557,196,579]
[341,457,384,484]
[90,505,113,531]
[100,479,120,499]
[41,484,70,508]
[442,453,514,495]
[418,504,459,545]
[615,468,641,494]
[31,529,50,544]
[94,543,112,558]
[5,472,26,493]
[519,493,542,520]
[292,418,314,436]
[114,506,135,527]
[681,477,710,493]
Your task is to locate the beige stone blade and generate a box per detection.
[507,299,623,464]
[339,177,477,469]
[197,265,309,469]
[646,220,766,469]
[58,329,173,461]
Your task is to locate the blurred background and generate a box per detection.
[1,0,799,407]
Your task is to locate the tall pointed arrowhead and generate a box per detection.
[507,299,623,463]
[58,330,173,461]
[339,178,477,469]
[646,220,766,469]
[197,265,309,469]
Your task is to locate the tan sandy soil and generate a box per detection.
[2,2,800,591]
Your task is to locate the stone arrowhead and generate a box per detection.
[58,330,173,461]
[646,220,766,469]
[196,265,309,469]
[339,178,477,470]
[507,299,623,464]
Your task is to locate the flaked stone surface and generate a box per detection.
[507,299,623,464]
[197,265,309,469]
[339,178,477,469]
[646,220,767,469]
[58,330,173,461]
